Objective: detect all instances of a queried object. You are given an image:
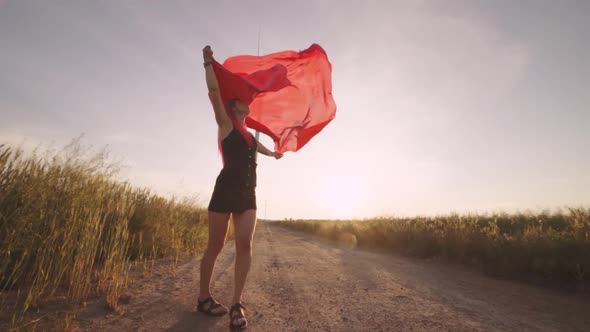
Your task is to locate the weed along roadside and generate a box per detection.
[277,212,590,293]
[0,144,211,330]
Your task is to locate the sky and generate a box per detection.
[1,0,589,219]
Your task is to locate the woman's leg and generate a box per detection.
[198,211,230,313]
[231,209,257,304]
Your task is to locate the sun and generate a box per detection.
[315,172,367,219]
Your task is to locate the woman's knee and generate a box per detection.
[205,241,225,257]
[235,237,253,254]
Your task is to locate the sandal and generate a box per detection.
[229,302,248,331]
[197,297,228,316]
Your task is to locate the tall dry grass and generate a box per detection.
[278,210,590,291]
[0,143,208,329]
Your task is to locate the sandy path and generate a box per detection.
[74,221,590,332]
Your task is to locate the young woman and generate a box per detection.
[197,45,282,331]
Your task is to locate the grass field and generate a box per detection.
[278,210,590,291]
[0,143,210,329]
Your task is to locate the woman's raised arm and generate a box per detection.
[203,46,231,129]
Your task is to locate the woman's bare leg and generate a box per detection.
[231,209,257,305]
[198,211,230,313]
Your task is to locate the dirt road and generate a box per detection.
[75,221,590,332]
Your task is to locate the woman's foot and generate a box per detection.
[197,296,228,316]
[229,302,248,331]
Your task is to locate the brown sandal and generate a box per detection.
[229,302,248,330]
[197,297,228,316]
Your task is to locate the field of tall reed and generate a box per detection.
[278,210,590,291]
[0,143,209,330]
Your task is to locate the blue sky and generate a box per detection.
[1,0,589,219]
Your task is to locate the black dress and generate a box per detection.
[208,127,258,213]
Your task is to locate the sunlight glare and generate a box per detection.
[315,171,367,219]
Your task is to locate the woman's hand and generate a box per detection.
[203,45,213,64]
[256,140,283,159]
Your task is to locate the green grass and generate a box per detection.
[0,143,209,330]
[278,210,590,291]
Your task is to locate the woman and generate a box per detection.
[197,45,283,331]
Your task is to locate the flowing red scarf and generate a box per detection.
[211,43,336,153]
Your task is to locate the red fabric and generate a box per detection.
[212,44,336,153]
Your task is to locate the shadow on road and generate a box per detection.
[164,310,226,332]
